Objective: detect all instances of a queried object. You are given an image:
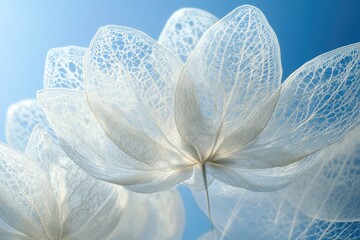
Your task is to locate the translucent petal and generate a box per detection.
[25,125,150,239]
[0,216,31,240]
[84,25,196,168]
[5,99,54,152]
[239,43,360,169]
[111,190,185,240]
[0,143,62,240]
[37,89,192,192]
[137,190,185,240]
[52,155,128,240]
[194,181,360,240]
[280,127,360,222]
[24,125,57,176]
[158,8,218,63]
[44,46,86,90]
[175,5,282,160]
[207,153,316,191]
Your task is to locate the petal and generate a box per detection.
[194,181,360,239]
[24,126,54,175]
[37,89,192,192]
[158,8,218,63]
[44,46,86,90]
[5,99,54,152]
[84,25,196,166]
[136,190,185,240]
[0,143,62,239]
[280,126,360,222]
[111,189,185,240]
[53,155,128,240]
[0,217,31,240]
[239,43,360,169]
[207,153,315,191]
[175,5,282,159]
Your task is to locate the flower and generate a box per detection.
[1,97,184,238]
[37,5,359,195]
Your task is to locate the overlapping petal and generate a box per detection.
[175,5,282,160]
[26,127,127,240]
[0,143,62,240]
[158,8,218,63]
[3,106,186,239]
[37,89,193,192]
[84,25,197,168]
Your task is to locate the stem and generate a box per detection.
[201,162,215,239]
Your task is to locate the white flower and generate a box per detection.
[1,60,184,240]
[37,5,359,195]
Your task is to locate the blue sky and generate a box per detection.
[0,0,359,239]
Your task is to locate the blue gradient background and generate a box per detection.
[0,0,359,239]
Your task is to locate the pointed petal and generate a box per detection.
[5,99,54,152]
[84,25,195,167]
[194,181,360,239]
[175,5,282,159]
[158,8,218,63]
[280,127,360,222]
[25,126,55,174]
[44,46,86,90]
[240,43,360,169]
[38,89,192,192]
[0,143,62,240]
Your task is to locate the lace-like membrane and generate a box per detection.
[175,6,282,162]
[5,99,54,152]
[158,8,219,63]
[44,46,86,90]
[0,142,62,240]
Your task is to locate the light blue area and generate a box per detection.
[0,1,359,239]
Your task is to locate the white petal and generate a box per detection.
[0,143,62,239]
[207,154,315,191]
[25,126,143,239]
[194,181,360,239]
[158,8,218,63]
[37,89,192,192]
[175,5,282,159]
[84,25,197,167]
[53,155,128,240]
[111,189,185,240]
[0,216,31,240]
[24,125,58,176]
[44,46,86,90]
[137,190,185,240]
[242,43,360,169]
[5,99,54,152]
[280,127,360,222]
